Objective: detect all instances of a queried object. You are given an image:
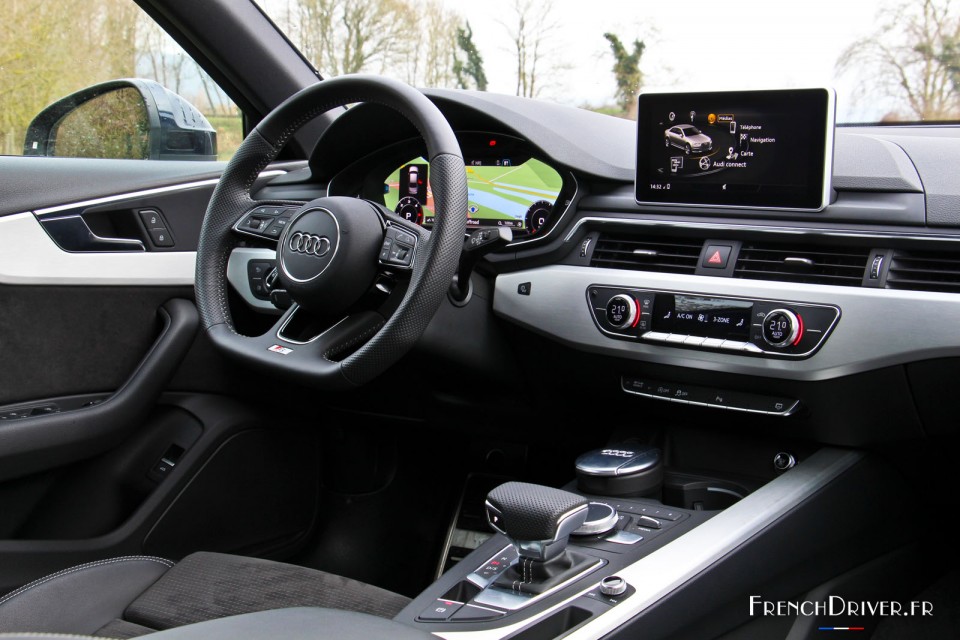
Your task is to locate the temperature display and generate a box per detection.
[652,295,752,340]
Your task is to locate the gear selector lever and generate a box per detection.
[484,482,599,596]
[485,481,588,561]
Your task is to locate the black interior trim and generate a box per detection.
[0,299,198,482]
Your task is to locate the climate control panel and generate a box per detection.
[587,286,840,358]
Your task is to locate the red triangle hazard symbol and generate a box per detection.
[707,250,723,264]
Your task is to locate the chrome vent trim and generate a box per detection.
[590,234,703,274]
[734,242,869,287]
[887,249,960,294]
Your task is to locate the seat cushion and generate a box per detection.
[0,609,435,640]
[0,556,173,635]
[0,552,410,638]
[123,552,411,630]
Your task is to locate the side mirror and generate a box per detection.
[23,78,217,161]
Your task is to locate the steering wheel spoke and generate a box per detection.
[207,307,386,385]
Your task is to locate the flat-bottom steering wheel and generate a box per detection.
[195,75,468,389]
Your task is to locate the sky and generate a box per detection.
[434,0,895,122]
[258,0,911,123]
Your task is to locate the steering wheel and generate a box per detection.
[195,75,468,389]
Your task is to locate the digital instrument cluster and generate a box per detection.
[383,137,566,237]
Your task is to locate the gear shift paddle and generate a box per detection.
[485,482,598,595]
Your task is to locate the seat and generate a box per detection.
[0,552,411,637]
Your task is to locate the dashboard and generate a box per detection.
[238,88,960,445]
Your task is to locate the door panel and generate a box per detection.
[0,394,321,595]
[0,156,318,596]
[0,285,192,405]
[0,157,227,218]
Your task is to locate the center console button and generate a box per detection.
[599,576,629,596]
[719,340,747,351]
[418,599,463,621]
[605,530,643,545]
[634,515,662,529]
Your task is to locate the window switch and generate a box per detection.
[148,444,185,482]
[148,227,174,248]
[138,209,165,229]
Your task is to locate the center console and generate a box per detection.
[397,443,904,640]
[405,480,710,634]
[400,444,742,637]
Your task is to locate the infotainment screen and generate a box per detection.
[635,88,835,211]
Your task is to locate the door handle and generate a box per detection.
[39,214,145,252]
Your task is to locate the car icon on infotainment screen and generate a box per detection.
[665,124,713,154]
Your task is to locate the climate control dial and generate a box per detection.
[762,309,802,347]
[605,294,638,329]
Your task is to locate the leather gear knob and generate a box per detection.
[485,482,589,562]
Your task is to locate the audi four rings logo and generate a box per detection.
[288,232,331,257]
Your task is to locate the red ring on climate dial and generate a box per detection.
[792,312,804,346]
[762,309,801,348]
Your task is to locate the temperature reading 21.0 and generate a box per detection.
[767,316,790,342]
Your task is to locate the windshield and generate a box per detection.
[256,0,960,125]
[684,127,701,135]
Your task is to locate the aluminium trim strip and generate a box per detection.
[226,247,278,312]
[32,171,285,218]
[493,265,960,381]
[0,213,195,286]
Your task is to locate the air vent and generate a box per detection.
[590,234,702,274]
[887,250,960,293]
[734,242,870,287]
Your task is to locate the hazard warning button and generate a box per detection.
[701,244,732,269]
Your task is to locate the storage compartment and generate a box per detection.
[7,406,202,540]
[505,605,594,640]
[143,428,320,559]
[662,471,753,511]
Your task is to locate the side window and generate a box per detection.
[0,0,241,161]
